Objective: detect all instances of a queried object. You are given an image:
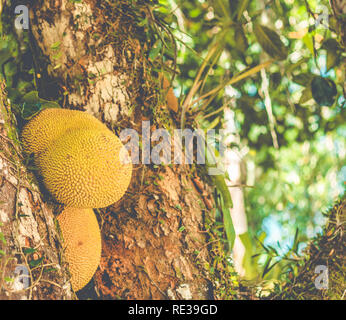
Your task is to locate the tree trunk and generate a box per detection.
[0,81,72,299]
[330,0,346,47]
[27,0,219,299]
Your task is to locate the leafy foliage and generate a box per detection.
[268,194,345,300]
[155,0,345,284]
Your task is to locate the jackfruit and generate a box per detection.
[37,127,132,208]
[21,108,108,156]
[57,207,101,292]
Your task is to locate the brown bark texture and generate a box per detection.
[26,0,219,299]
[330,0,346,47]
[0,81,72,300]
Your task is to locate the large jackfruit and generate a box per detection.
[37,127,132,208]
[21,108,108,156]
[57,207,101,292]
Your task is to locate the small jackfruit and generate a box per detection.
[21,108,108,156]
[37,127,132,208]
[57,207,101,292]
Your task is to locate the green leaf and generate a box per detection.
[239,232,256,279]
[234,25,248,52]
[292,73,314,87]
[18,214,30,218]
[21,91,40,105]
[267,245,278,255]
[137,18,148,27]
[299,86,313,104]
[322,39,340,71]
[23,247,37,255]
[175,204,182,210]
[253,24,288,60]
[263,258,281,277]
[21,91,42,119]
[0,233,6,245]
[50,41,61,50]
[20,91,61,119]
[302,33,314,55]
[211,0,230,18]
[4,277,14,283]
[258,231,266,243]
[205,142,235,250]
[149,39,162,61]
[0,48,12,66]
[236,0,250,21]
[292,228,300,253]
[3,61,17,77]
[29,256,44,268]
[311,76,337,107]
[223,207,235,252]
[178,226,185,232]
[262,256,272,277]
[207,116,220,130]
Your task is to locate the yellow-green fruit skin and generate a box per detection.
[57,208,101,292]
[37,127,132,208]
[21,108,108,156]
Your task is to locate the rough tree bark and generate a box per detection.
[330,0,346,47]
[0,81,72,299]
[13,0,222,299]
